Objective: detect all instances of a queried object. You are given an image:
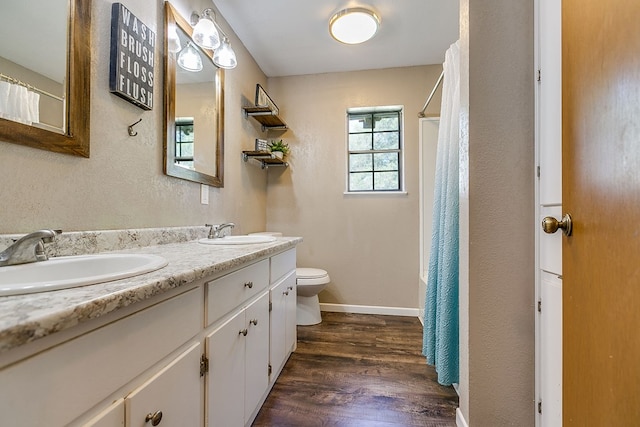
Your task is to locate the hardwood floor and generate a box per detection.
[253,312,458,427]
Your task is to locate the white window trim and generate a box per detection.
[344,105,406,193]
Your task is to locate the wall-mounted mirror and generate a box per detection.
[164,3,224,187]
[0,0,90,157]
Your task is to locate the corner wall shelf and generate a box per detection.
[242,84,288,132]
[242,151,289,170]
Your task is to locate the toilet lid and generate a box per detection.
[296,268,328,279]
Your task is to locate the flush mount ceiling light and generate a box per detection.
[329,7,380,45]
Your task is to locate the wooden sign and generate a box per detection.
[109,3,155,110]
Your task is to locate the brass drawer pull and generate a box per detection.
[145,410,163,426]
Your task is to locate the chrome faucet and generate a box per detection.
[205,223,235,239]
[0,229,61,267]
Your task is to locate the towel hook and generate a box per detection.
[128,118,142,136]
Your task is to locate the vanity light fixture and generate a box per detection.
[191,9,220,50]
[190,8,238,69]
[177,42,203,72]
[329,7,380,45]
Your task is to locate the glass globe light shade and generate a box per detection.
[213,38,237,69]
[177,42,203,72]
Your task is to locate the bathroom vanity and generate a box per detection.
[0,228,300,426]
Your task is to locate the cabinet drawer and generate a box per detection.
[270,249,296,284]
[207,259,269,325]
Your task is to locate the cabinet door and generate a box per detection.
[83,399,125,427]
[125,342,202,427]
[244,292,270,422]
[282,271,297,355]
[206,311,245,427]
[269,278,288,382]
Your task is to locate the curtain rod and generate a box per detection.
[0,73,65,102]
[418,69,444,118]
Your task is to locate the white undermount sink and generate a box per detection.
[0,253,168,297]
[198,235,277,245]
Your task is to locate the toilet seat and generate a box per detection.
[296,268,330,285]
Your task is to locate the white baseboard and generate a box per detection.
[320,303,419,317]
[456,408,469,427]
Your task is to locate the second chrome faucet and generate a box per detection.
[205,223,235,239]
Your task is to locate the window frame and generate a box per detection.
[345,106,405,194]
[174,117,195,168]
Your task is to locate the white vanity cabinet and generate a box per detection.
[269,249,297,382]
[0,244,299,427]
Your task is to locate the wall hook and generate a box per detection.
[128,118,142,136]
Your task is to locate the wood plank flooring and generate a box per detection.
[252,312,458,427]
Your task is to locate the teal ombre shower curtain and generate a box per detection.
[423,40,460,386]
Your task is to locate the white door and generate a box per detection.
[536,0,562,425]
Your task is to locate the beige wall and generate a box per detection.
[0,0,269,235]
[459,0,535,425]
[265,66,443,309]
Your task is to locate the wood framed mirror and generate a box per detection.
[0,0,91,157]
[164,3,224,187]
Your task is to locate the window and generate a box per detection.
[347,107,403,192]
[175,117,194,169]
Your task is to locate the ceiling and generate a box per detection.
[211,0,459,77]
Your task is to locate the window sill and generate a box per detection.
[343,191,408,196]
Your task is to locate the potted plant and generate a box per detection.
[268,139,290,159]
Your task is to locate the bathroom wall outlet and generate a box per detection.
[200,184,209,205]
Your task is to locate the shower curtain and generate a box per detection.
[422,40,460,386]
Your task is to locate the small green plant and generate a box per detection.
[268,139,290,158]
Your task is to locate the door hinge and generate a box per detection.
[538,400,542,414]
[269,301,273,312]
[538,300,542,313]
[537,69,541,82]
[200,354,209,377]
[537,165,541,178]
[268,364,272,376]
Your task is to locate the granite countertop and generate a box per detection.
[0,236,302,354]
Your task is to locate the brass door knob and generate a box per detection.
[145,410,163,426]
[244,281,253,289]
[542,213,573,236]
[239,329,248,336]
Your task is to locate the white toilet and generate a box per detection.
[295,267,330,326]
[249,232,330,325]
